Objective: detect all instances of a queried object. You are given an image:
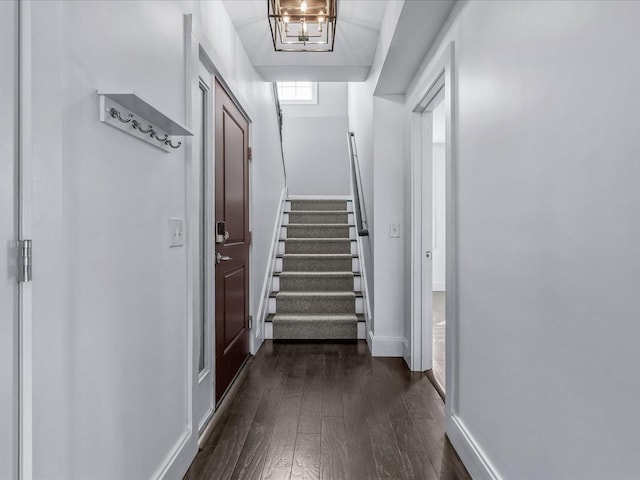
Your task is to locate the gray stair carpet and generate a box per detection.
[271,199,359,340]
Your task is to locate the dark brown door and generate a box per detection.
[214,79,250,402]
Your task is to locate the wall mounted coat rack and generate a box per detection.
[98,91,193,152]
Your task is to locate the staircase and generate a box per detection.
[267,199,365,340]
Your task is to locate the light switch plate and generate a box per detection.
[390,223,400,238]
[169,218,185,247]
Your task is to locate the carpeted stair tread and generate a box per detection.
[277,271,356,277]
[267,313,365,322]
[275,291,357,298]
[284,239,353,254]
[285,225,351,239]
[290,200,349,211]
[276,271,357,291]
[278,253,358,258]
[288,210,350,214]
[286,223,355,227]
[287,211,349,224]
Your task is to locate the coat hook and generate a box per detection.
[132,120,154,134]
[153,132,169,142]
[110,108,133,124]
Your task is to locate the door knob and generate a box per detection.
[216,252,233,264]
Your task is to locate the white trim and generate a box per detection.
[369,333,405,357]
[265,321,273,340]
[153,429,192,480]
[186,11,218,461]
[253,186,287,353]
[287,194,351,200]
[18,1,33,477]
[409,43,457,426]
[353,228,372,337]
[357,322,365,340]
[447,415,502,480]
[432,282,445,292]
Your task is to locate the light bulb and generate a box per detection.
[282,10,289,23]
[302,20,307,33]
[318,9,325,23]
[300,0,307,13]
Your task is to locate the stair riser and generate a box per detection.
[283,256,353,272]
[275,257,359,273]
[279,276,354,292]
[271,275,362,292]
[283,225,353,239]
[288,200,349,211]
[284,212,352,225]
[273,321,356,340]
[277,296,355,314]
[269,297,364,314]
[279,240,355,255]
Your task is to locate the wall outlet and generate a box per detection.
[169,218,185,247]
[390,223,400,238]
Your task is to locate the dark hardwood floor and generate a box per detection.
[184,341,471,480]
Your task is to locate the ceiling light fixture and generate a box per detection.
[268,0,337,52]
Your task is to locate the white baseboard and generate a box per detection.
[154,429,193,480]
[368,332,404,357]
[265,321,273,339]
[287,194,352,200]
[403,337,411,366]
[254,186,287,353]
[447,414,502,480]
[433,282,446,292]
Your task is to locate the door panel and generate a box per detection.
[215,80,250,402]
[0,1,19,478]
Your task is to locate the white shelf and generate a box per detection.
[98,91,193,152]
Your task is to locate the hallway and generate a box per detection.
[184,342,470,480]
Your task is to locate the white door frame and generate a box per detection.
[18,1,34,477]
[409,43,457,419]
[187,57,216,435]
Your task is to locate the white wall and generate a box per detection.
[27,1,285,478]
[404,1,640,478]
[372,95,406,355]
[281,83,351,196]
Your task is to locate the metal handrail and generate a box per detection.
[272,83,287,183]
[347,132,368,236]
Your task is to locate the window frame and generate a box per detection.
[276,81,318,105]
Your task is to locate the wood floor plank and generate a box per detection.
[261,373,307,479]
[320,417,348,480]
[298,388,322,434]
[343,393,377,480]
[230,387,284,480]
[291,434,321,480]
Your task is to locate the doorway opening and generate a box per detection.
[430,99,446,393]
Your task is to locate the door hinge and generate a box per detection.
[248,315,253,329]
[248,231,253,245]
[18,239,32,283]
[248,146,252,161]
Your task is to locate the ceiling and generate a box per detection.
[222,0,389,81]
